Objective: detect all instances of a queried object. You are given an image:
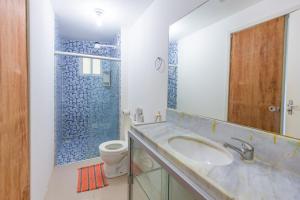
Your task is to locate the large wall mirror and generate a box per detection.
[168,0,300,140]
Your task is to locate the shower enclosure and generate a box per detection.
[55,37,121,165]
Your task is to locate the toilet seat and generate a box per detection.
[100,140,128,154]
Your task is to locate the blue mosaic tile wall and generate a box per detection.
[55,35,121,165]
[168,42,178,109]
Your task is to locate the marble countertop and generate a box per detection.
[131,122,300,200]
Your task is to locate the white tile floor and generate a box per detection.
[45,157,128,200]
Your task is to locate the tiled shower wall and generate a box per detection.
[55,35,120,165]
[168,42,178,109]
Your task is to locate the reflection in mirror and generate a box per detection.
[168,0,300,140]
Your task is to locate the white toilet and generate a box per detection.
[99,140,128,178]
[99,110,131,178]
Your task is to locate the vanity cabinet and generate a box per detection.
[128,133,201,200]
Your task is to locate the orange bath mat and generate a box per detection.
[77,163,109,193]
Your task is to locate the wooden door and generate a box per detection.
[228,16,285,133]
[0,0,29,199]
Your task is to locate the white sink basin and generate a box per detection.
[168,135,233,166]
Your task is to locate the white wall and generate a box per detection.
[177,29,228,120]
[120,27,130,140]
[29,0,55,199]
[177,0,300,121]
[285,9,300,138]
[126,0,208,123]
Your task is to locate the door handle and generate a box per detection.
[287,100,298,115]
[268,106,280,112]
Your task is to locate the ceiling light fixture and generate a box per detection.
[96,19,103,27]
[95,8,104,27]
[94,42,101,49]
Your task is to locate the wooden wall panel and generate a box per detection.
[228,16,285,133]
[0,0,29,199]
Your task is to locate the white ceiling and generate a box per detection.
[169,0,263,41]
[52,0,153,42]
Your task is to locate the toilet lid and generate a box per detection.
[100,140,128,153]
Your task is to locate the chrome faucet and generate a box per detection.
[224,138,254,160]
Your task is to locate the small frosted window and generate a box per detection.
[92,59,101,75]
[81,58,101,76]
[82,58,91,74]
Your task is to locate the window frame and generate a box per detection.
[81,57,102,76]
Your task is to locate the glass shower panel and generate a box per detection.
[55,54,120,165]
[87,59,120,158]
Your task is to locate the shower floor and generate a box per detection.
[56,133,118,165]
